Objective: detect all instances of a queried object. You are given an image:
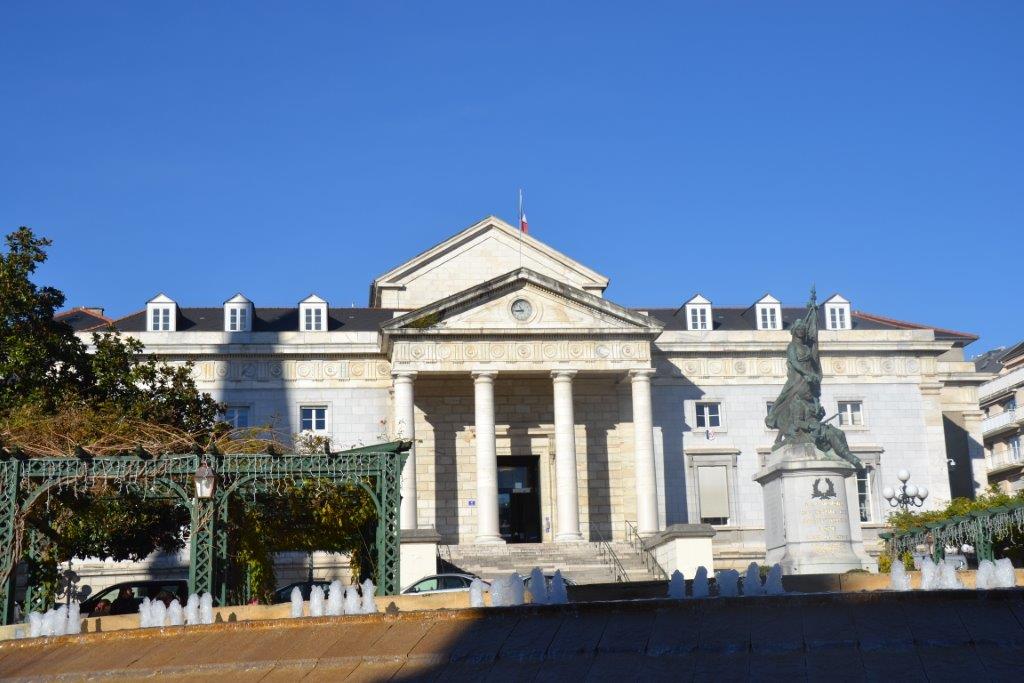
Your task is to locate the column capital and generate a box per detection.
[551,369,578,380]
[471,370,498,381]
[392,371,418,382]
[629,368,657,380]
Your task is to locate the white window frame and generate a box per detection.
[222,406,251,429]
[854,451,882,524]
[303,307,324,332]
[685,450,739,527]
[839,401,864,428]
[825,303,851,330]
[1010,436,1022,464]
[686,305,711,331]
[149,306,173,331]
[694,401,723,430]
[225,306,251,332]
[300,405,328,433]
[756,303,782,330]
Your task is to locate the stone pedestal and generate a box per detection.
[753,443,875,575]
[644,524,716,578]
[399,528,441,590]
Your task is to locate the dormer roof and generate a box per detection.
[299,294,327,305]
[756,293,780,305]
[223,293,252,305]
[147,293,175,305]
[823,293,849,305]
[684,294,712,306]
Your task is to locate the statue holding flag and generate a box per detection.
[765,287,860,468]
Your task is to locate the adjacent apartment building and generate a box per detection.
[976,341,1024,492]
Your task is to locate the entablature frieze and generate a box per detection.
[655,353,936,382]
[389,338,653,373]
[179,358,394,385]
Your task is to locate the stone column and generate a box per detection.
[630,369,659,535]
[552,370,583,541]
[962,409,989,495]
[473,371,504,544]
[393,372,418,530]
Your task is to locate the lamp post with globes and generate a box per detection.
[882,469,928,511]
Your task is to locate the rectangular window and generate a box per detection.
[151,307,171,331]
[303,308,324,331]
[695,402,721,429]
[697,465,730,525]
[760,307,778,330]
[689,307,709,330]
[828,306,848,330]
[1011,436,1022,463]
[222,406,250,429]
[838,401,863,426]
[228,308,248,332]
[300,406,327,432]
[766,401,775,418]
[857,468,872,522]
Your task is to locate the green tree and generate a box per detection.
[0,227,90,412]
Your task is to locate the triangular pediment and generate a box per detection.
[370,216,609,308]
[383,268,662,337]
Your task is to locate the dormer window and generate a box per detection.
[824,294,852,331]
[298,294,328,332]
[755,294,782,331]
[223,294,253,332]
[684,294,712,331]
[146,294,177,332]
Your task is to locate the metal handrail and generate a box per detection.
[593,528,629,583]
[624,520,669,581]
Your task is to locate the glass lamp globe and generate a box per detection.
[905,484,918,498]
[897,469,911,483]
[882,486,895,500]
[917,486,929,500]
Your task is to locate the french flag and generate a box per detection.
[518,189,528,234]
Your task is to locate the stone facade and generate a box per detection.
[91,216,988,566]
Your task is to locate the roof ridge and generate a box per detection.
[852,310,978,340]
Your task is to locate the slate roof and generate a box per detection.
[55,307,112,331]
[105,303,978,346]
[642,306,978,345]
[973,346,1008,374]
[110,307,395,332]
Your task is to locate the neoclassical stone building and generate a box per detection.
[90,217,988,569]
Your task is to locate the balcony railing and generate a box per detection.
[979,366,1024,403]
[988,447,1024,471]
[982,408,1020,437]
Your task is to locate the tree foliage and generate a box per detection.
[3,227,378,604]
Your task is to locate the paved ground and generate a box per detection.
[1,589,1023,681]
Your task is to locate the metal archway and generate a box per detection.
[0,441,408,625]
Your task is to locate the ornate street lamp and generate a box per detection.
[882,468,928,511]
[193,462,216,500]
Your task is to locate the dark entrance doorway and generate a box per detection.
[497,456,541,543]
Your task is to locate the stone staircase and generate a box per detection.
[439,541,663,585]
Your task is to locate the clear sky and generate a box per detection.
[2,2,1021,353]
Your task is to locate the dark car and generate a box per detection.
[80,580,187,616]
[271,580,332,604]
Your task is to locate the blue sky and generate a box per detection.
[2,2,1021,353]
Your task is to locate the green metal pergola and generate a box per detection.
[880,500,1024,564]
[0,441,409,625]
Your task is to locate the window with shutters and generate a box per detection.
[696,465,730,525]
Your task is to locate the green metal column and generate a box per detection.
[188,495,217,599]
[215,492,230,606]
[23,527,52,613]
[0,459,20,626]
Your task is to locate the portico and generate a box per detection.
[382,268,665,544]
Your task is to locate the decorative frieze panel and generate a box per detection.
[662,354,926,381]
[391,339,652,372]
[188,358,392,385]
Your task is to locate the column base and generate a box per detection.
[474,534,506,545]
[554,532,585,542]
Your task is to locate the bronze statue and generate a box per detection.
[765,288,861,468]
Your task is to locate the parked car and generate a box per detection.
[523,573,577,590]
[401,573,485,595]
[80,580,187,616]
[271,580,333,604]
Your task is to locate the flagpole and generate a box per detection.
[518,188,523,269]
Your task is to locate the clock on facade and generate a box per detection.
[510,298,533,321]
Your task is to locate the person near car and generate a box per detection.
[109,587,137,615]
[89,599,112,617]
